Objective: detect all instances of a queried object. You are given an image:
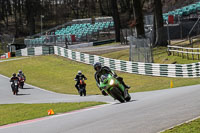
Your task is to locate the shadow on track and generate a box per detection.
[20,87,34,90]
[16,93,31,96]
[113,99,137,105]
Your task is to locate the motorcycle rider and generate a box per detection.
[94,62,130,96]
[74,71,87,92]
[10,73,19,92]
[17,70,26,81]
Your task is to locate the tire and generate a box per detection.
[79,88,84,96]
[83,89,86,96]
[125,94,131,102]
[110,87,125,103]
[80,90,82,96]
[124,89,131,102]
[13,87,18,95]
[20,82,24,89]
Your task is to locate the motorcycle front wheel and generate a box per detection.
[110,87,125,103]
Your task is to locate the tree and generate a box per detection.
[13,0,19,37]
[153,0,168,46]
[98,0,106,15]
[25,0,41,35]
[110,0,121,42]
[132,0,145,37]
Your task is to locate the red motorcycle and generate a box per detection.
[18,76,25,89]
[79,79,86,96]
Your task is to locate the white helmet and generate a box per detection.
[78,71,82,75]
[19,70,22,73]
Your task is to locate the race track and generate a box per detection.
[0,74,200,133]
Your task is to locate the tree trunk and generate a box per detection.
[14,0,19,37]
[55,0,58,25]
[106,0,111,16]
[153,0,168,46]
[110,0,121,42]
[98,0,106,15]
[133,0,145,37]
[119,0,127,13]
[18,0,23,28]
[25,0,36,35]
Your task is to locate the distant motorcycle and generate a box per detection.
[11,80,19,95]
[18,76,25,89]
[99,74,131,103]
[78,79,86,96]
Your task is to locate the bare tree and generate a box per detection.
[110,0,121,42]
[153,0,168,46]
[98,0,106,15]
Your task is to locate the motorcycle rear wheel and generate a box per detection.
[79,91,83,96]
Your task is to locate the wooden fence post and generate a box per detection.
[192,49,194,60]
[182,48,184,58]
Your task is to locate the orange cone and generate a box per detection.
[51,109,54,115]
[48,109,55,115]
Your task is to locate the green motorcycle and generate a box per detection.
[99,74,131,103]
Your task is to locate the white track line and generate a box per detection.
[0,103,113,129]
[158,115,200,133]
[0,57,28,63]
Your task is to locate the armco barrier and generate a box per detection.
[16,46,200,78]
[15,46,54,57]
[53,46,200,78]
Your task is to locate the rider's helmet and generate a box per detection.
[78,70,82,75]
[94,62,102,72]
[13,73,16,77]
[19,70,22,74]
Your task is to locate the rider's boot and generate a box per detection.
[122,81,130,89]
[124,84,130,89]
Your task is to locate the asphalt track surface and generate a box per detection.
[74,44,129,55]
[0,59,200,133]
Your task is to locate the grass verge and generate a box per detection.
[162,117,200,133]
[101,47,200,64]
[0,55,200,94]
[0,102,105,126]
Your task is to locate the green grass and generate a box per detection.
[153,47,200,64]
[0,55,98,95]
[0,102,105,126]
[1,55,200,94]
[101,47,200,64]
[101,49,129,61]
[162,118,200,133]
